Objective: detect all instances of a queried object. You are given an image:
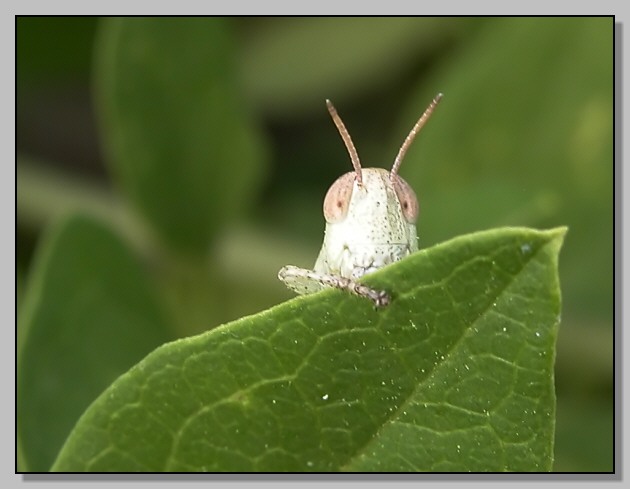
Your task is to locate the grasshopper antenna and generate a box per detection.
[390,93,443,179]
[326,99,363,186]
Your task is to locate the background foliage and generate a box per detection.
[17,17,613,472]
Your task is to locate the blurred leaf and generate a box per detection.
[94,17,267,254]
[17,158,152,253]
[399,17,611,181]
[394,17,612,317]
[553,397,613,472]
[241,17,467,116]
[52,227,564,472]
[18,214,173,471]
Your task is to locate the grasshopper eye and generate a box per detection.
[392,175,419,223]
[323,172,355,223]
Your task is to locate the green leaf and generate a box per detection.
[18,214,173,471]
[94,17,267,254]
[51,227,565,472]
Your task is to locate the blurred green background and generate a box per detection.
[17,17,613,472]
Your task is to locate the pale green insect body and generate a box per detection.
[314,168,418,280]
[278,94,442,306]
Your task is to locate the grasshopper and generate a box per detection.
[279,94,442,307]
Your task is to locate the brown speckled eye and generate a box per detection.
[391,175,419,223]
[323,172,356,223]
